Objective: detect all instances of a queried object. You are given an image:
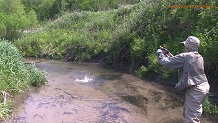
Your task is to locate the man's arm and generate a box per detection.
[157,49,185,69]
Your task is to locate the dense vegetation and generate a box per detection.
[0,0,38,40]
[0,40,47,119]
[0,0,218,119]
[21,0,141,20]
[14,0,218,77]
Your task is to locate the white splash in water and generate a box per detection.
[76,74,93,83]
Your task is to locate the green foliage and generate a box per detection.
[0,40,28,118]
[0,40,47,119]
[15,10,119,61]
[136,53,177,80]
[128,0,218,78]
[0,99,12,120]
[26,9,38,27]
[26,64,48,86]
[135,65,148,78]
[203,97,218,114]
[16,0,218,77]
[0,40,29,93]
[0,0,38,40]
[21,0,141,21]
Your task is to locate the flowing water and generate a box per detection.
[3,58,217,123]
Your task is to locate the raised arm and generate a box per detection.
[157,49,185,69]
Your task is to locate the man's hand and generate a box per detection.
[156,49,165,59]
[160,46,173,57]
[175,82,181,88]
[156,49,163,55]
[162,48,169,55]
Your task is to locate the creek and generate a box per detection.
[5,58,214,123]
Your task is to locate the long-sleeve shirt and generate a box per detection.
[158,51,208,86]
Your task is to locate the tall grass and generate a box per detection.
[26,64,47,86]
[0,40,47,119]
[15,3,144,62]
[0,41,29,93]
[203,97,218,114]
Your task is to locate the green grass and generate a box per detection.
[0,99,12,120]
[14,3,145,62]
[0,40,47,119]
[26,64,47,86]
[203,97,218,114]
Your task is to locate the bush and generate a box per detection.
[0,0,38,40]
[0,40,47,119]
[0,100,12,120]
[26,64,48,86]
[203,97,218,114]
[0,41,29,93]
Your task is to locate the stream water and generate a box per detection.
[4,58,217,123]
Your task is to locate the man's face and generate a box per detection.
[184,46,189,52]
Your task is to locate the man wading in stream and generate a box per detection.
[156,36,210,123]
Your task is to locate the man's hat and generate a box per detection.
[181,36,200,51]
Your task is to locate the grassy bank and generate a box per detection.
[0,40,47,119]
[15,3,141,61]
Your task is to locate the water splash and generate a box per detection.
[76,73,93,83]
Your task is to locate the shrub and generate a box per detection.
[0,40,47,119]
[26,64,48,86]
[203,97,218,114]
[0,40,29,93]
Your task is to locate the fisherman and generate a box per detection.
[156,36,210,123]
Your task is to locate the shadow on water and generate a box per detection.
[97,102,130,123]
[149,90,183,110]
[121,95,148,114]
[97,73,122,81]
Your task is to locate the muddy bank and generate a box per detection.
[3,59,217,123]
